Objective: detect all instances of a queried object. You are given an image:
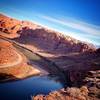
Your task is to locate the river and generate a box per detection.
[0,75,63,100]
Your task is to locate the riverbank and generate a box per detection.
[0,38,43,82]
[0,65,40,82]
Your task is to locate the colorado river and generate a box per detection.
[0,75,63,100]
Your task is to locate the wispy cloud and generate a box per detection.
[1,6,100,45]
[41,15,100,36]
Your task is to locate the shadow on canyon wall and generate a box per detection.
[12,27,94,54]
[0,73,17,82]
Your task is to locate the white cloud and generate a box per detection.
[41,15,100,36]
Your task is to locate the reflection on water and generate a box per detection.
[0,75,63,100]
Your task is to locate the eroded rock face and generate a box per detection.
[15,26,95,54]
[0,14,96,54]
[0,14,40,35]
[0,14,21,34]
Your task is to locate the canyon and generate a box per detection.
[0,14,100,100]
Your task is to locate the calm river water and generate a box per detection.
[0,75,63,100]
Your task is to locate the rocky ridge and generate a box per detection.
[0,14,95,54]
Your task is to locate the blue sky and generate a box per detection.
[0,0,100,45]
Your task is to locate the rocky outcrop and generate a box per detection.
[33,86,89,100]
[83,70,100,99]
[14,26,95,54]
[0,14,40,35]
[0,14,96,54]
[0,14,21,34]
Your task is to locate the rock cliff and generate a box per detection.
[0,14,95,54]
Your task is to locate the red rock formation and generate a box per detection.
[0,14,21,34]
[15,26,95,54]
[0,14,99,100]
[0,14,96,54]
[33,49,100,100]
